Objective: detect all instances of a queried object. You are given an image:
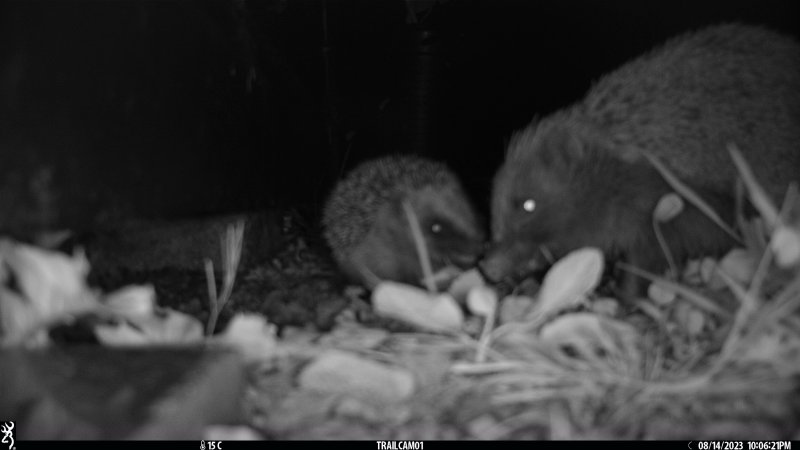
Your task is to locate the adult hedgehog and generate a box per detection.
[323,155,485,289]
[482,23,800,284]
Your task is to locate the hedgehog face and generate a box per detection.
[405,184,486,271]
[323,154,488,288]
[346,184,485,288]
[483,124,619,282]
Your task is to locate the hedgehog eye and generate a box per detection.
[430,222,443,234]
[522,199,536,213]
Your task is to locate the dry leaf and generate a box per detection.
[682,259,703,285]
[427,265,464,292]
[591,298,620,317]
[218,313,279,362]
[534,248,603,317]
[0,240,95,318]
[0,240,98,346]
[686,308,705,336]
[372,281,464,332]
[0,286,47,346]
[771,225,800,268]
[298,350,415,403]
[738,331,785,364]
[104,285,156,317]
[648,282,677,306]
[654,193,684,222]
[95,308,204,346]
[539,312,639,362]
[468,415,510,440]
[715,248,759,285]
[467,285,498,317]
[448,268,486,304]
[674,302,705,336]
[498,295,535,324]
[144,309,204,343]
[94,320,151,346]
[699,257,728,290]
[97,280,204,347]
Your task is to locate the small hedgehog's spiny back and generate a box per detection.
[577,23,800,199]
[322,155,466,263]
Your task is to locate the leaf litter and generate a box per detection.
[2,147,800,440]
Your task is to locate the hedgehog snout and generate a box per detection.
[446,247,483,269]
[478,239,551,284]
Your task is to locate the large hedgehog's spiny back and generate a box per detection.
[576,23,800,197]
[322,155,462,262]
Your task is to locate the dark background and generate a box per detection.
[0,0,798,235]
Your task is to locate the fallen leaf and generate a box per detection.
[738,331,784,364]
[498,295,535,324]
[699,257,726,290]
[372,281,464,332]
[467,285,498,317]
[715,248,759,285]
[0,286,48,346]
[686,308,705,336]
[0,240,96,319]
[95,308,204,346]
[448,268,486,304]
[144,309,205,344]
[468,415,511,440]
[94,320,151,346]
[298,350,415,403]
[771,225,800,268]
[317,323,388,350]
[648,282,677,306]
[218,313,279,362]
[682,259,703,285]
[674,302,705,336]
[654,193,684,222]
[0,240,98,346]
[539,312,639,362]
[104,285,156,317]
[427,265,464,292]
[590,298,620,317]
[534,248,603,317]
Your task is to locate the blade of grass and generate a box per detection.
[617,262,730,318]
[402,199,437,294]
[746,272,800,340]
[205,220,245,336]
[750,183,799,295]
[204,258,219,335]
[642,151,741,243]
[711,267,758,373]
[728,143,779,229]
[652,218,678,279]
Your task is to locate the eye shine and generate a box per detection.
[522,199,536,213]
